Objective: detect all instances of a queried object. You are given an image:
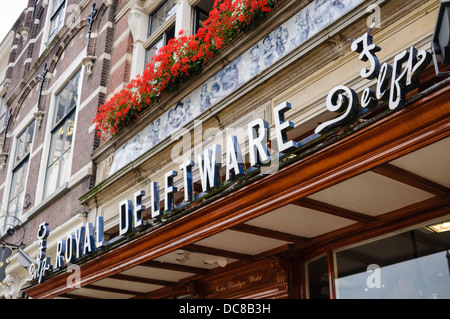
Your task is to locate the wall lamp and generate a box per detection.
[432,0,450,76]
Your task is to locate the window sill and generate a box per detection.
[21,182,69,223]
[22,163,93,223]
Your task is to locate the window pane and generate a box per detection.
[54,86,68,125]
[307,255,330,299]
[54,70,80,126]
[45,121,70,197]
[45,160,60,196]
[150,0,177,35]
[14,122,35,165]
[3,121,33,230]
[18,162,28,195]
[335,225,450,299]
[145,24,176,67]
[63,114,75,152]
[7,160,28,217]
[6,202,18,220]
[15,133,25,163]
[8,168,22,205]
[52,0,65,15]
[60,148,71,184]
[166,24,175,43]
[196,10,209,31]
[194,0,214,33]
[49,0,66,40]
[48,125,65,165]
[49,11,63,38]
[0,98,6,132]
[0,114,5,132]
[146,36,165,64]
[68,73,80,110]
[24,123,35,155]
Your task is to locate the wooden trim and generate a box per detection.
[303,196,450,260]
[109,273,178,287]
[140,260,210,275]
[231,223,311,245]
[184,244,254,261]
[24,83,450,299]
[58,293,96,299]
[83,284,140,296]
[372,163,450,198]
[326,247,336,300]
[200,257,289,299]
[293,198,376,223]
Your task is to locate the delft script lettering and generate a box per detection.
[315,32,431,135]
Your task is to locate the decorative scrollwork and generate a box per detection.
[315,85,359,135]
[0,215,25,248]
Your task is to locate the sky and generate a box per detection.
[0,0,29,43]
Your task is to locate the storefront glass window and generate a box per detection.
[307,255,330,299]
[335,222,450,299]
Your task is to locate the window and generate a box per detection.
[48,0,66,40]
[145,24,176,67]
[0,96,6,132]
[193,0,215,33]
[334,222,450,299]
[43,70,80,198]
[4,121,35,227]
[144,0,178,68]
[148,0,177,36]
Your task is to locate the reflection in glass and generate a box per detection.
[53,71,80,127]
[68,74,79,110]
[55,86,68,124]
[45,114,75,197]
[49,0,66,40]
[145,24,175,68]
[335,225,450,299]
[307,255,330,299]
[149,0,177,36]
[5,121,34,229]
[24,124,34,155]
[15,134,25,163]
[145,37,164,65]
[45,158,60,196]
[0,96,6,132]
[14,123,35,165]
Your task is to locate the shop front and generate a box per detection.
[22,0,449,300]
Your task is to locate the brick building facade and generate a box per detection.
[0,0,118,298]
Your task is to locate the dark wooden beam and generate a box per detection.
[293,198,376,223]
[110,273,178,287]
[57,293,96,299]
[231,223,310,245]
[184,244,254,261]
[83,284,140,296]
[372,163,450,197]
[141,260,210,275]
